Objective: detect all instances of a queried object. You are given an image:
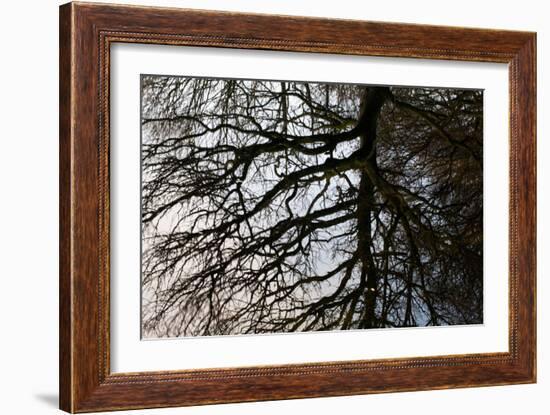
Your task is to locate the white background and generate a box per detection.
[111,44,509,372]
[0,0,547,414]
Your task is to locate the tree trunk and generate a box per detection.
[355,86,388,329]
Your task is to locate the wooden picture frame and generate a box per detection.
[59,2,536,412]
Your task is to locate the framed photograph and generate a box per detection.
[59,2,536,412]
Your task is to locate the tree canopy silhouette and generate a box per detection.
[141,75,483,338]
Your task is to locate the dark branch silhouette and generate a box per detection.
[140,75,483,338]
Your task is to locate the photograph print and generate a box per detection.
[140,75,483,339]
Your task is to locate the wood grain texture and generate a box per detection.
[59,2,536,412]
[59,3,73,411]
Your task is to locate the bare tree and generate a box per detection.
[140,75,483,338]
